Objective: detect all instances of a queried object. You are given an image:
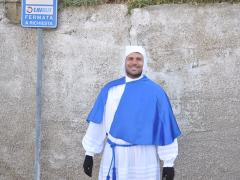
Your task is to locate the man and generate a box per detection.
[82,46,181,180]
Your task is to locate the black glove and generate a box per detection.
[162,167,174,180]
[83,155,93,177]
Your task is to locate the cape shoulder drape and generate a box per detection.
[87,76,181,145]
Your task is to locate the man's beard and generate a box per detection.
[125,70,142,79]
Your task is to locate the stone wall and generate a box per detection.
[0,3,240,180]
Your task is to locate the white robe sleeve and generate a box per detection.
[82,122,106,157]
[157,138,178,167]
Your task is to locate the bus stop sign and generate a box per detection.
[21,0,58,28]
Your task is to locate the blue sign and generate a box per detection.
[21,0,58,28]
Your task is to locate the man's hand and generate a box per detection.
[162,167,174,180]
[83,155,93,177]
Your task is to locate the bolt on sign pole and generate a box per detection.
[21,0,58,179]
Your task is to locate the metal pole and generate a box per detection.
[35,28,43,180]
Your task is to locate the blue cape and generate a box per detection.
[86,76,181,145]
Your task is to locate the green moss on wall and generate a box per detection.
[63,0,240,13]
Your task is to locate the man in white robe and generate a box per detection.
[82,46,181,180]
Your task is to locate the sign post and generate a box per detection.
[21,0,58,179]
[35,27,43,180]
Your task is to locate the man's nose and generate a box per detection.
[132,58,138,64]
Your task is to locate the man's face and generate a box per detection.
[125,52,144,79]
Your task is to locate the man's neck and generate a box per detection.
[125,74,143,83]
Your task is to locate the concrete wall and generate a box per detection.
[0,3,240,180]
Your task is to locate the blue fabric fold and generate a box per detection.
[86,76,181,146]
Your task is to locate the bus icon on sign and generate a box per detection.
[26,6,33,13]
